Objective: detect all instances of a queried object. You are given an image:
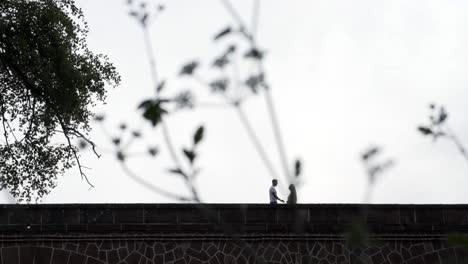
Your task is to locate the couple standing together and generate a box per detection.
[269,179,297,204]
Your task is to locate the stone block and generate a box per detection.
[220,208,246,223]
[115,209,144,223]
[444,209,468,225]
[144,208,178,223]
[33,247,52,264]
[367,208,400,224]
[80,209,113,224]
[245,208,277,223]
[9,208,42,224]
[415,208,444,224]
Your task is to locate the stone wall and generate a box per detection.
[0,204,467,263]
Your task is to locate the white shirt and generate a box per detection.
[269,186,277,202]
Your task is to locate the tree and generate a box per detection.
[0,0,120,202]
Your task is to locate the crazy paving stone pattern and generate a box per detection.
[0,239,467,264]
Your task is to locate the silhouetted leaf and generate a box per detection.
[214,26,232,41]
[183,148,196,164]
[132,131,141,138]
[179,61,199,76]
[227,45,236,53]
[116,151,125,162]
[119,123,127,130]
[244,48,264,60]
[193,126,204,145]
[93,114,105,122]
[212,55,229,69]
[156,80,166,93]
[417,126,433,136]
[78,140,87,150]
[138,99,168,127]
[245,73,264,93]
[148,147,159,157]
[174,90,194,109]
[140,13,148,26]
[210,78,229,93]
[361,147,380,161]
[438,107,448,124]
[128,10,138,17]
[294,159,302,177]
[112,138,121,146]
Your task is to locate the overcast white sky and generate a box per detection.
[6,0,468,204]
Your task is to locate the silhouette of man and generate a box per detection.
[269,179,284,204]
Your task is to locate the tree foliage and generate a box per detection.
[0,0,120,202]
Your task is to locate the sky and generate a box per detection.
[4,0,468,204]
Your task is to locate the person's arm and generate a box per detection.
[273,192,284,203]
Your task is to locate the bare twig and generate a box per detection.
[445,124,468,163]
[121,162,193,202]
[261,82,292,182]
[235,104,286,194]
[142,22,201,202]
[66,127,101,158]
[251,0,260,40]
[219,0,293,184]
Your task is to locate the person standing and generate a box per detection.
[269,179,284,204]
[287,184,297,204]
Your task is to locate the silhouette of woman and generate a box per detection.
[287,184,297,204]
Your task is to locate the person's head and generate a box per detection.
[289,184,296,192]
[272,179,278,186]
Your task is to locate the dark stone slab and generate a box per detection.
[80,209,113,224]
[246,208,277,223]
[69,253,87,264]
[144,208,178,223]
[51,249,70,264]
[9,208,42,224]
[19,247,34,264]
[33,247,52,264]
[115,209,144,223]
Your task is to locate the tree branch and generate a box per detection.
[142,25,201,202]
[0,54,95,188]
[120,162,193,202]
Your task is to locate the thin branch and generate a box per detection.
[261,82,292,182]
[193,70,284,191]
[251,0,260,40]
[161,121,201,202]
[445,124,468,163]
[66,127,101,158]
[220,0,250,36]
[235,104,286,194]
[143,27,159,93]
[121,162,193,202]
[5,119,18,142]
[142,23,201,202]
[59,122,95,188]
[20,96,36,143]
[219,0,293,184]
[0,100,10,147]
